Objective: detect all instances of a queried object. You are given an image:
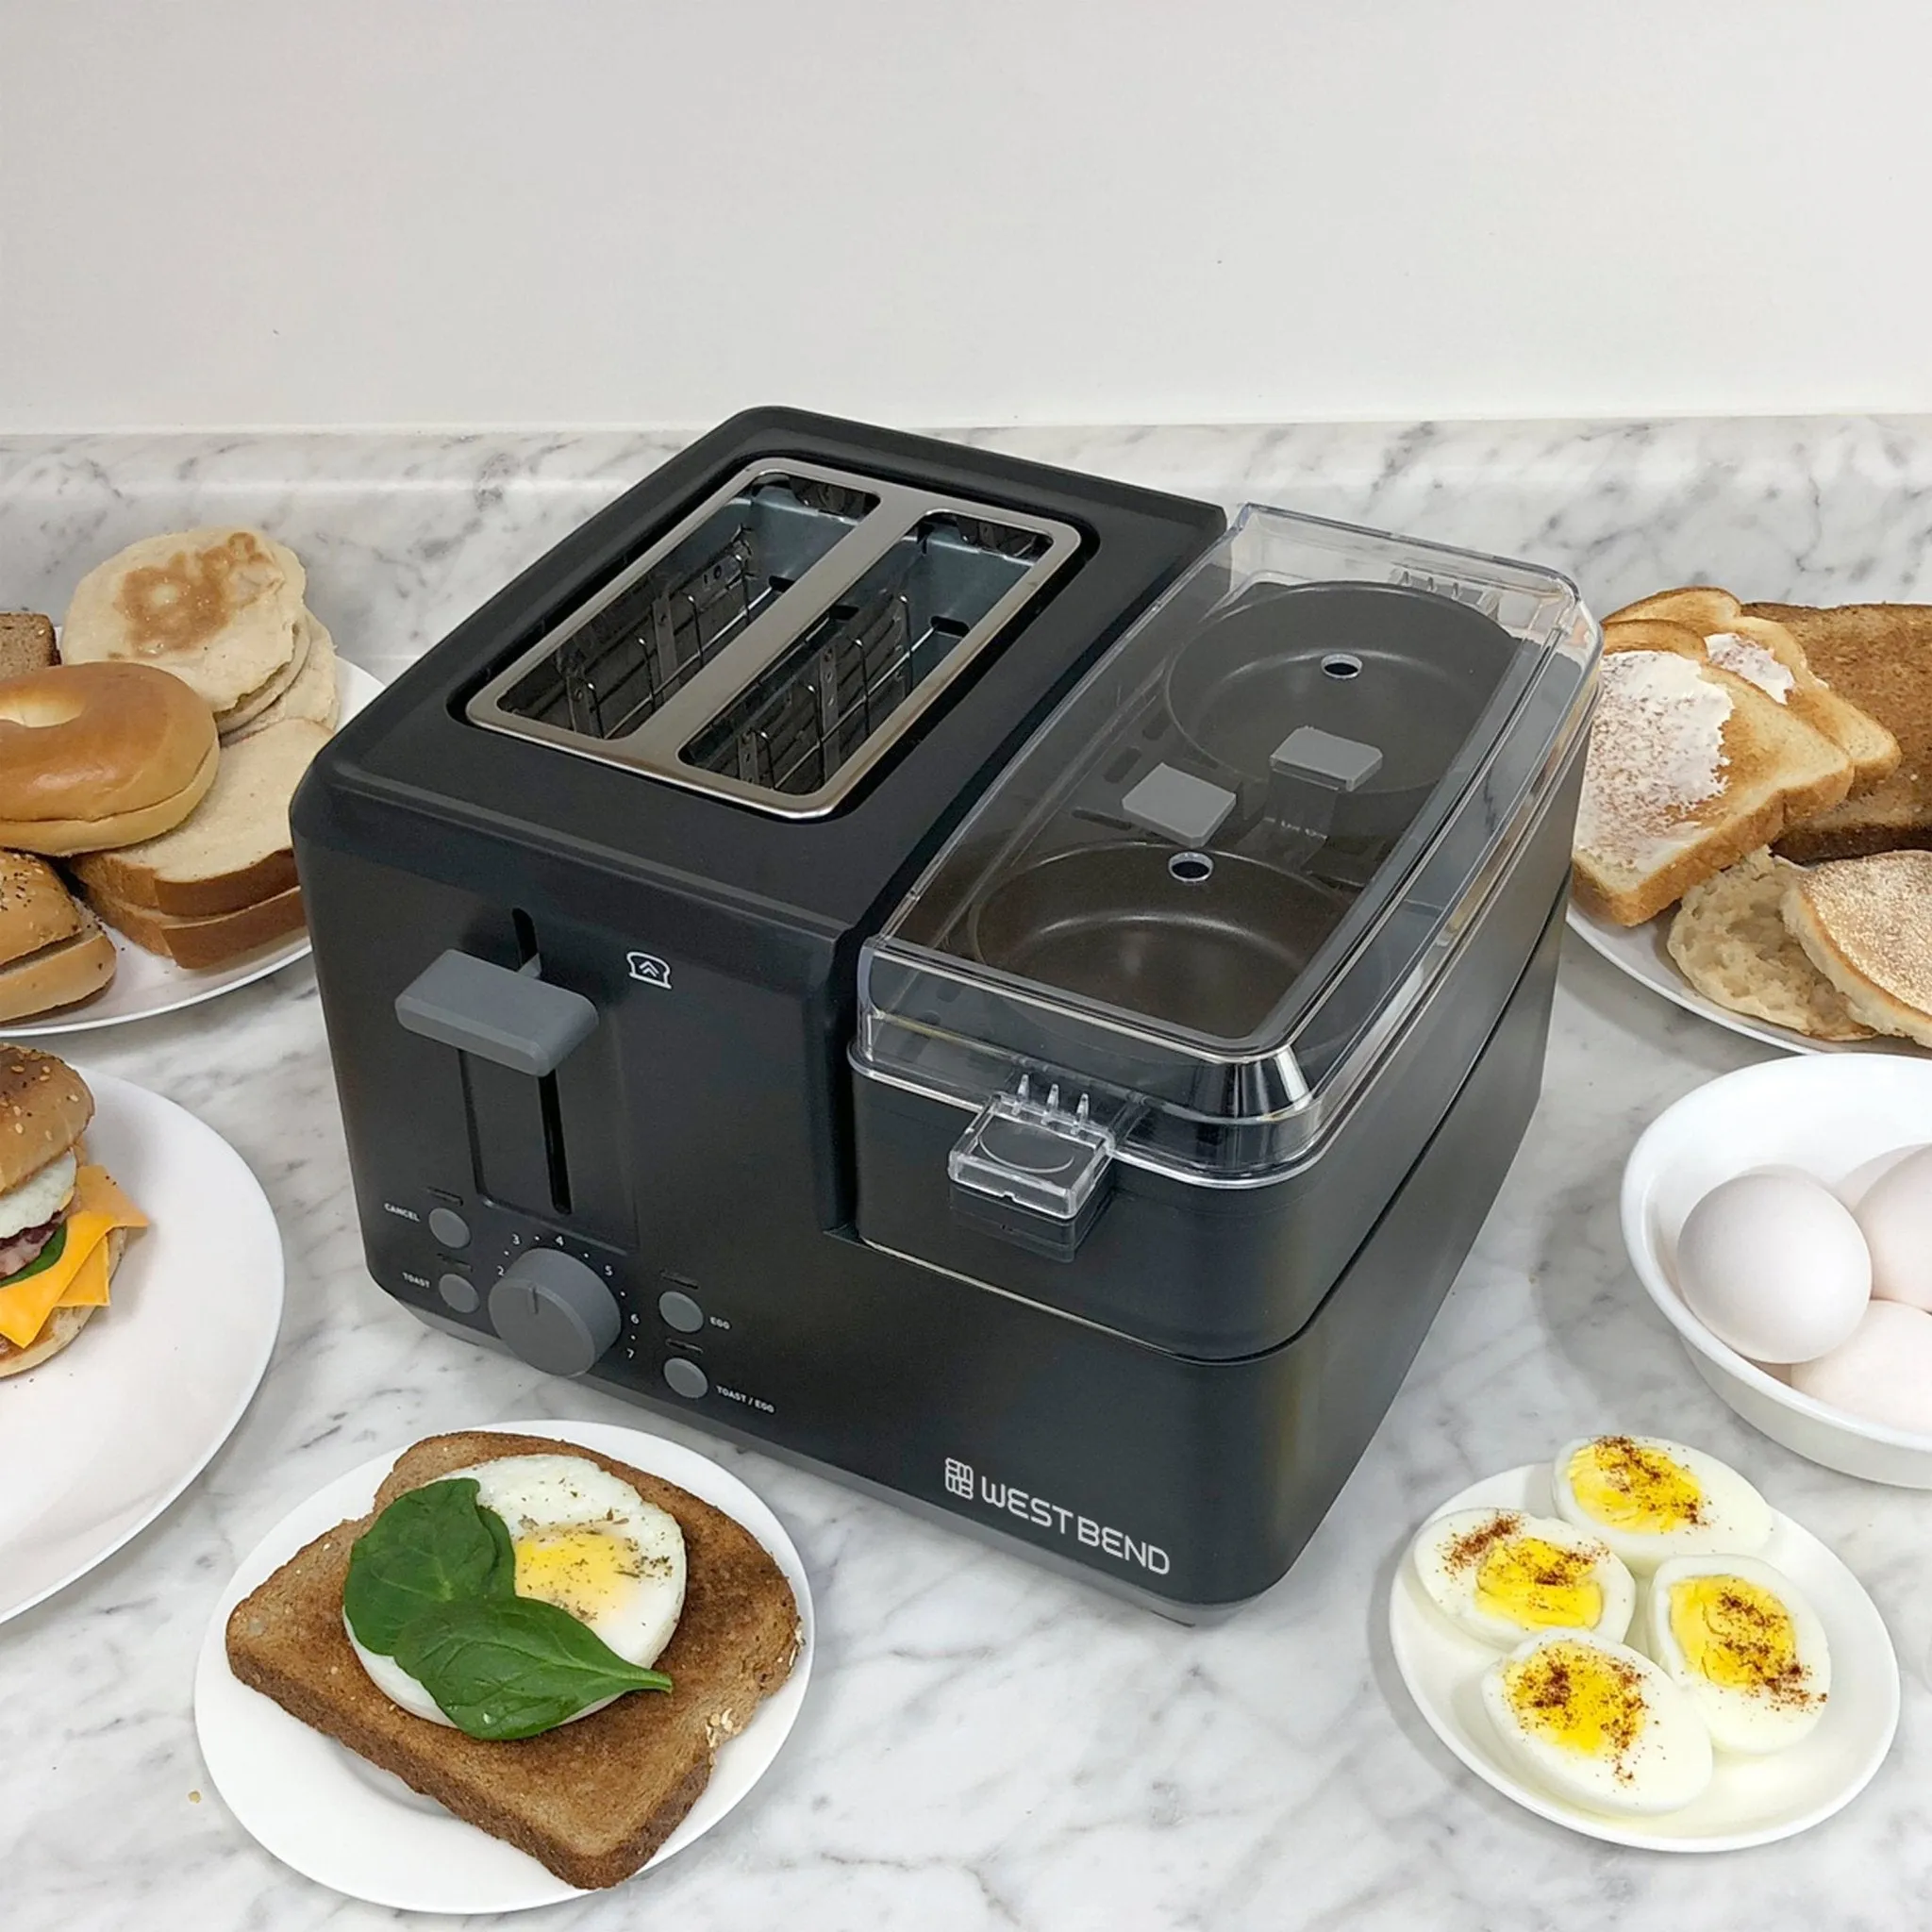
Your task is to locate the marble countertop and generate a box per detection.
[4,418,1931,1931]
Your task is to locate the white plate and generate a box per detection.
[1565,897,1929,1058]
[1388,1462,1899,1852]
[5,660,385,1036]
[1624,1054,1932,1485]
[0,1070,283,1621]
[194,1417,815,1914]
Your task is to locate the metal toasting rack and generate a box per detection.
[467,458,1081,819]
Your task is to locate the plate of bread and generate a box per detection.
[0,1047,283,1623]
[0,527,382,1034]
[196,1421,811,1911]
[1570,589,1932,1054]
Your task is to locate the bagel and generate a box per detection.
[0,663,220,855]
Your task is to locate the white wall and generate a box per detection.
[5,1,1930,432]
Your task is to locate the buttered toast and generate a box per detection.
[1608,588,1899,791]
[1574,638,1855,926]
[225,1431,802,1890]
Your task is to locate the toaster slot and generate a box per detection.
[465,456,1082,819]
[494,471,878,741]
[676,513,1054,799]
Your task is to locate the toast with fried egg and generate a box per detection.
[224,1431,803,1891]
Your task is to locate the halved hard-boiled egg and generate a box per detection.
[1481,1630,1713,1816]
[1552,1436,1772,1573]
[1646,1555,1829,1755]
[1411,1507,1635,1647]
[350,1454,686,1727]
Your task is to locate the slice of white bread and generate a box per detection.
[69,719,326,919]
[1782,850,1932,1046]
[1746,603,1932,862]
[80,880,304,970]
[1607,589,1899,791]
[1667,848,1874,1041]
[1574,637,1856,925]
[225,614,339,742]
[225,1430,803,1891]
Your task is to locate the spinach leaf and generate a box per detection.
[343,1479,517,1656]
[2,1222,66,1286]
[392,1593,674,1740]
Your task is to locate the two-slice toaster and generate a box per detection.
[295,408,1597,1617]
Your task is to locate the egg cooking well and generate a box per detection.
[294,410,1597,1615]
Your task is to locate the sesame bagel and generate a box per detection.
[0,663,219,855]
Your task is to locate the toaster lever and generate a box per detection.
[394,950,597,1076]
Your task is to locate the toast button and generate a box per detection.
[438,1272,479,1314]
[663,1357,708,1400]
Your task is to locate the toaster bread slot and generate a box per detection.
[492,470,878,741]
[677,513,1054,801]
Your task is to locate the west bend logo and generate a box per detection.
[942,1458,1171,1576]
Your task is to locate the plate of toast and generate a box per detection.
[1570,589,1932,1055]
[0,530,383,1035]
[195,1420,812,1912]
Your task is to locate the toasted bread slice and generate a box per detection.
[1574,644,1855,925]
[1749,603,1932,860]
[1606,590,1899,791]
[80,879,305,969]
[0,615,57,683]
[225,1431,802,1891]
[1667,848,1874,1040]
[70,720,325,919]
[1782,850,1932,1046]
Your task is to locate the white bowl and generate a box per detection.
[1622,1054,1932,1487]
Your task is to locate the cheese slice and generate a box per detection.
[0,1167,146,1349]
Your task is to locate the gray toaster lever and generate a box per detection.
[394,950,597,1075]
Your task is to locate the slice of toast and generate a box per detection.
[1606,590,1899,791]
[1747,603,1932,860]
[1574,641,1855,925]
[225,1431,802,1891]
[69,719,325,918]
[80,879,305,968]
[1666,848,1874,1041]
[0,614,57,682]
[1781,850,1932,1046]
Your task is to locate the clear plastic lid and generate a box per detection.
[854,506,1596,1191]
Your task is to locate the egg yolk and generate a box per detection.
[1474,1537,1605,1631]
[511,1527,644,1623]
[1503,1641,1648,1764]
[1668,1575,1818,1706]
[1567,1438,1705,1532]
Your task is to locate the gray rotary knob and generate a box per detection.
[488,1248,622,1377]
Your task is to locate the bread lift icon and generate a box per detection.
[626,952,672,990]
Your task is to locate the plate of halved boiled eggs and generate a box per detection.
[1389,1435,1898,1851]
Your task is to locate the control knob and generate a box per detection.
[488,1248,621,1377]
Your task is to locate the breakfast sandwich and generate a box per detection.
[0,1049,147,1378]
[226,1430,803,1890]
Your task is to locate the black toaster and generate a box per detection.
[294,408,1598,1618]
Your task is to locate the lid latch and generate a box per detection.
[947,1076,1117,1261]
